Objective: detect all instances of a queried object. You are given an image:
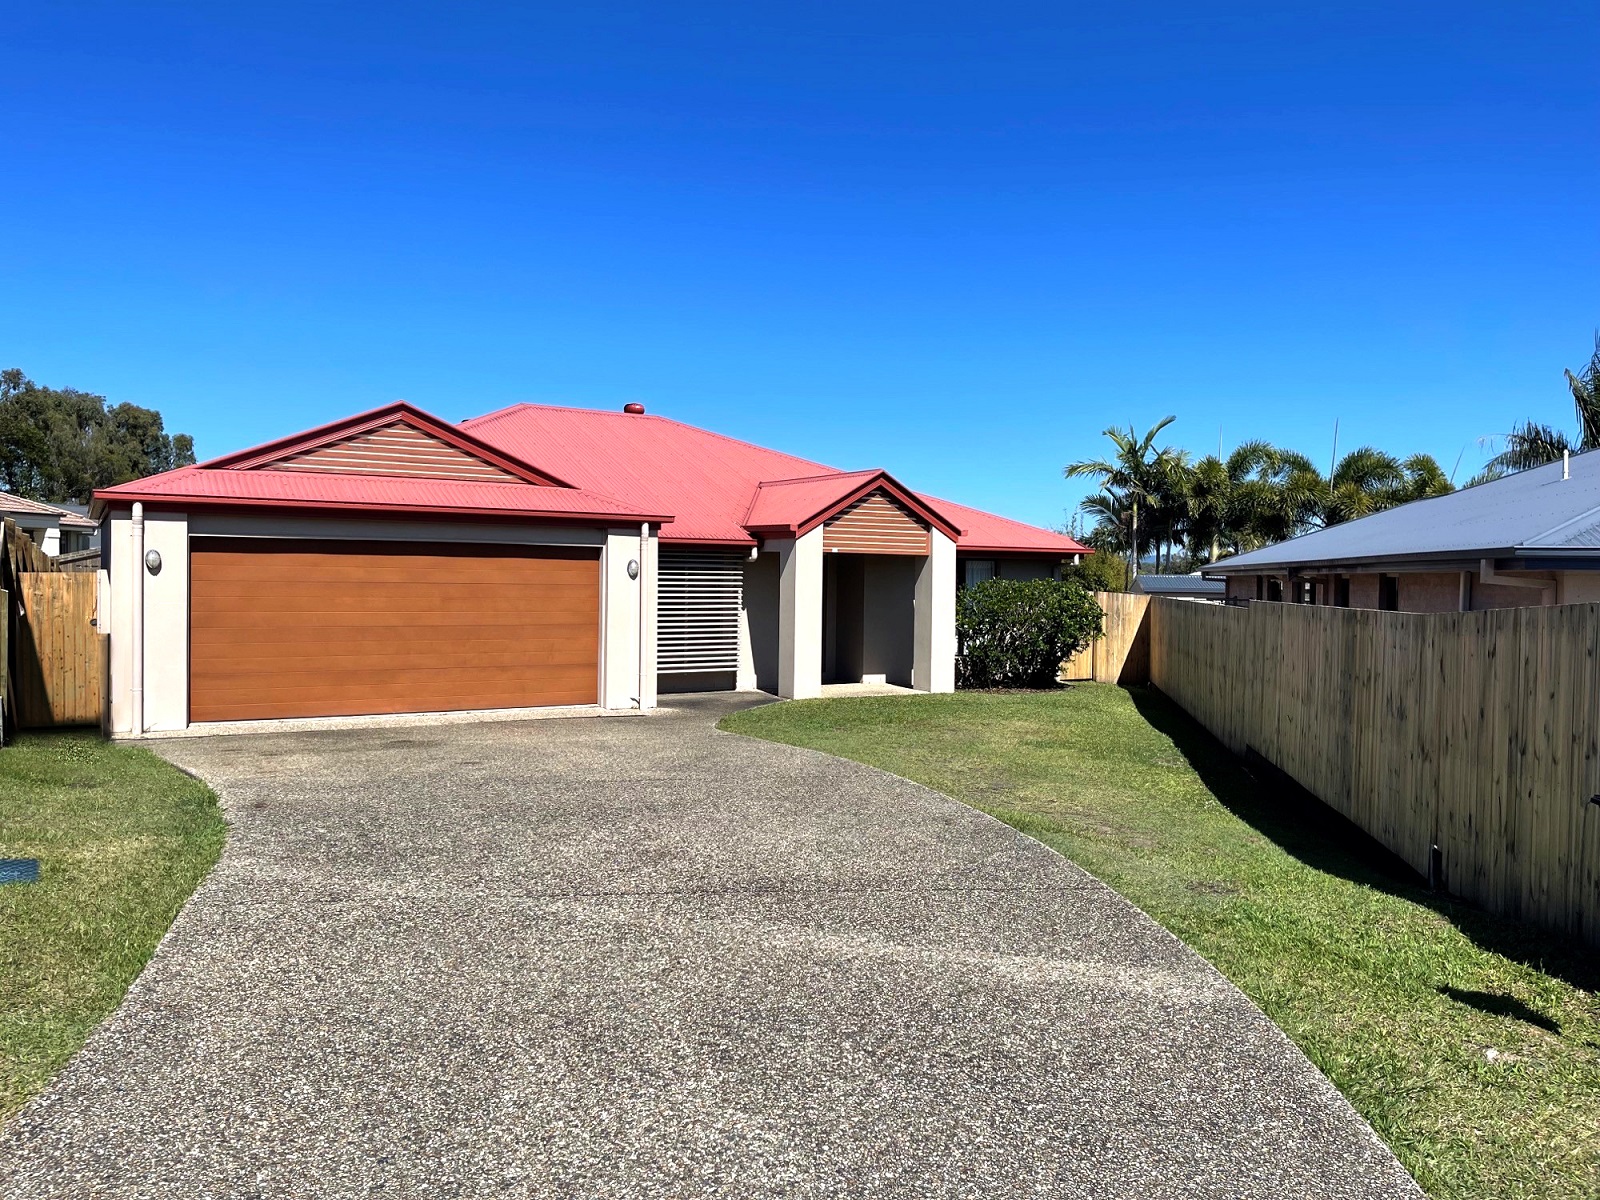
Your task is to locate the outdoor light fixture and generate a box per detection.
[144,549,162,575]
[627,559,640,580]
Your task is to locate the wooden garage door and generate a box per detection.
[190,539,600,722]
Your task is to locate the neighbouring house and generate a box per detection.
[0,491,99,558]
[1131,573,1226,601]
[1206,450,1600,611]
[91,401,1087,732]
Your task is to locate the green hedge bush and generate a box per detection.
[956,578,1104,689]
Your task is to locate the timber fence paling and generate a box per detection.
[1061,591,1151,684]
[1146,595,1600,947]
[15,572,103,728]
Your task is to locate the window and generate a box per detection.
[1378,574,1399,611]
[1266,577,1283,602]
[963,559,997,589]
[1335,576,1350,608]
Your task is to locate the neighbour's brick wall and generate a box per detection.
[1224,569,1570,612]
[1347,574,1380,609]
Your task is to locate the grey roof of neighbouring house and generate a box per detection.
[1132,574,1227,596]
[1208,451,1600,574]
[0,490,98,528]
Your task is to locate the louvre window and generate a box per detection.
[657,550,744,674]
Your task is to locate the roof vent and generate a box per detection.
[623,403,646,415]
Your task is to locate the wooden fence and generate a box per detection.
[13,572,105,728]
[1148,597,1600,946]
[1062,591,1151,684]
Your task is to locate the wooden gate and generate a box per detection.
[1060,591,1152,684]
[13,573,104,727]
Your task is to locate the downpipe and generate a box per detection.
[130,502,145,738]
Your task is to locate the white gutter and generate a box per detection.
[1479,558,1555,604]
[130,502,145,737]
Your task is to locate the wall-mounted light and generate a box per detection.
[144,549,163,575]
[627,559,640,580]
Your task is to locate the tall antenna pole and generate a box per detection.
[1329,419,1340,481]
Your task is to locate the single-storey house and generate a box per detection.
[1,490,99,558]
[1131,573,1226,601]
[92,400,1086,733]
[1207,450,1600,611]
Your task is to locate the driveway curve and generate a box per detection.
[0,693,1420,1199]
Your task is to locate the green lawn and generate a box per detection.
[0,731,224,1122]
[722,685,1600,1200]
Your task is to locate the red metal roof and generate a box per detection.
[93,399,1088,555]
[923,495,1089,556]
[464,403,1088,554]
[744,470,964,540]
[94,466,666,523]
[462,403,834,544]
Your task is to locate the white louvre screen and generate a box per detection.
[658,550,744,674]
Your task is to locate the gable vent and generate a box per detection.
[823,490,931,555]
[269,423,519,482]
[657,550,743,674]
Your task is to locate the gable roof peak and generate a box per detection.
[202,401,570,487]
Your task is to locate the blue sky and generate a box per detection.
[3,3,1596,531]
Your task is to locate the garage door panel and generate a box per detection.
[190,627,599,654]
[191,610,598,636]
[190,539,601,722]
[190,560,598,588]
[190,643,600,678]
[191,580,597,612]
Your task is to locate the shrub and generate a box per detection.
[1064,552,1129,594]
[956,578,1104,689]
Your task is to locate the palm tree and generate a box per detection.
[1296,447,1454,529]
[1178,440,1282,561]
[1235,446,1323,545]
[1395,453,1454,503]
[1065,417,1180,579]
[1482,333,1600,476]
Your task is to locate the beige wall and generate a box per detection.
[862,556,918,685]
[1558,572,1600,604]
[738,552,780,692]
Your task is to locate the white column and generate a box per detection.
[777,528,823,699]
[141,512,190,731]
[106,512,135,735]
[914,529,957,693]
[602,527,658,710]
[640,527,658,710]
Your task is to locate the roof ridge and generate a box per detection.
[1521,499,1600,548]
[460,401,839,474]
[755,468,876,488]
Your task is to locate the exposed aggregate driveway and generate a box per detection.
[0,694,1420,1200]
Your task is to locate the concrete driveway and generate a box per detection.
[0,694,1420,1199]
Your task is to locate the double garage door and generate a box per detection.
[190,539,600,723]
